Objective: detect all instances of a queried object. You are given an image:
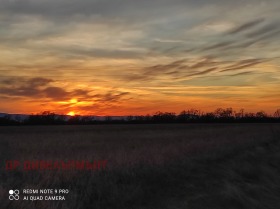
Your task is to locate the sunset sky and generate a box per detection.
[0,0,279,116]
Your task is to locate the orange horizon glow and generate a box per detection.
[0,85,279,116]
[2,100,279,117]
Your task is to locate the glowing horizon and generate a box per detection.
[0,0,279,116]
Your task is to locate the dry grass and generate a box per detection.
[0,124,280,209]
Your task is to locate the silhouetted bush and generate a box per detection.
[25,111,66,125]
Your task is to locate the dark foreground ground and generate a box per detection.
[0,124,280,209]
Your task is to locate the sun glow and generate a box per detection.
[67,111,75,116]
[70,99,78,104]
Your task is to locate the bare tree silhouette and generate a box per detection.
[1,108,280,125]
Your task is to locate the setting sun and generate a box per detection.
[70,99,78,104]
[67,111,75,116]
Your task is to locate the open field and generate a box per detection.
[1,124,280,209]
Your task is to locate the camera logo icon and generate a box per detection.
[9,190,20,200]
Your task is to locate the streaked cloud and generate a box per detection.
[0,0,279,115]
[227,18,265,35]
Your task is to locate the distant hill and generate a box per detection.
[0,113,29,122]
[0,113,128,122]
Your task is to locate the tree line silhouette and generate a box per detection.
[1,108,280,125]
